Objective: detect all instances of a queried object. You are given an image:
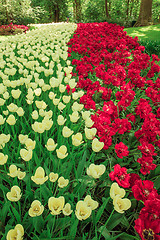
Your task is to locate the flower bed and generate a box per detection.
[0,22,159,240]
[67,22,160,240]
[0,23,29,35]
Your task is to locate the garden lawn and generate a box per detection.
[124,24,160,40]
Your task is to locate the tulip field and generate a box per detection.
[0,22,160,240]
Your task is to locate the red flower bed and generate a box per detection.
[67,22,160,239]
[0,22,29,35]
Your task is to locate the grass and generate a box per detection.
[124,24,160,41]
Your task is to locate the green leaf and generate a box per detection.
[41,184,51,199]
[119,232,140,240]
[95,197,110,222]
[77,150,87,178]
[54,217,71,232]
[106,213,123,230]
[154,176,160,190]
[11,205,21,222]
[33,216,44,234]
[69,217,79,239]
[120,215,130,228]
[1,201,11,224]
[98,226,111,239]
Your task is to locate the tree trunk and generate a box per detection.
[129,0,134,16]
[126,0,130,19]
[109,1,111,13]
[73,0,76,21]
[4,0,10,24]
[134,0,153,27]
[55,5,59,22]
[75,0,82,22]
[105,0,110,18]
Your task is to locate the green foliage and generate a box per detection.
[31,0,70,23]
[83,0,106,23]
[0,0,36,25]
[139,39,160,57]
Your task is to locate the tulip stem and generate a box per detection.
[98,208,114,240]
[40,185,42,201]
[89,151,95,162]
[18,201,21,219]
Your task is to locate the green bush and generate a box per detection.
[138,39,160,57]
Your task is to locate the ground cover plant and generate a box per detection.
[0,23,29,36]
[0,22,160,240]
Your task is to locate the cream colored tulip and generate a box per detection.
[75,201,92,221]
[0,98,5,106]
[56,145,68,159]
[6,224,24,240]
[69,111,80,123]
[57,115,66,125]
[45,138,57,151]
[69,79,77,89]
[59,84,66,93]
[8,165,18,177]
[3,110,9,115]
[62,95,71,104]
[34,88,42,96]
[78,90,84,98]
[6,186,22,202]
[110,183,126,200]
[45,110,53,119]
[19,134,28,144]
[85,127,97,140]
[86,163,106,179]
[48,196,65,215]
[0,152,8,165]
[58,176,69,188]
[6,115,16,125]
[31,167,48,185]
[20,149,32,161]
[17,169,26,180]
[3,91,10,100]
[92,138,104,152]
[11,89,21,99]
[0,115,5,125]
[25,138,36,150]
[17,107,24,116]
[62,126,74,138]
[49,172,58,182]
[81,111,91,120]
[53,98,60,105]
[39,109,45,117]
[28,200,44,217]
[32,122,45,133]
[7,103,18,112]
[72,92,79,100]
[84,195,99,210]
[62,203,73,216]
[35,100,47,109]
[72,133,84,146]
[58,102,66,111]
[42,118,53,131]
[113,196,131,213]
[85,118,94,128]
[31,110,39,120]
[72,102,83,112]
[49,91,57,100]
[3,134,10,143]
